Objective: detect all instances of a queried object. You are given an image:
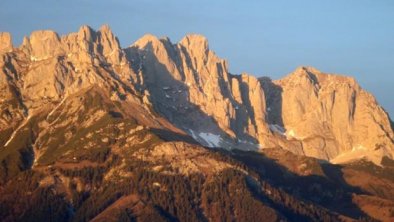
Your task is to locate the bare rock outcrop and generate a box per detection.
[126,34,272,149]
[128,34,393,163]
[26,30,63,60]
[1,25,137,110]
[0,25,392,164]
[0,32,13,52]
[1,25,394,222]
[262,66,394,163]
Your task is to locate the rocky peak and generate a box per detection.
[58,25,123,65]
[25,30,63,60]
[0,25,137,114]
[0,32,13,52]
[132,34,164,51]
[284,66,358,89]
[130,33,180,79]
[127,33,271,148]
[126,32,393,162]
[178,34,214,72]
[77,25,122,64]
[1,26,392,165]
[98,24,112,36]
[179,34,209,55]
[77,25,96,42]
[294,66,320,75]
[269,67,394,163]
[97,25,121,59]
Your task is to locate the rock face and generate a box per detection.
[0,32,13,52]
[126,34,270,149]
[126,33,393,163]
[1,25,393,164]
[261,67,394,163]
[1,25,394,222]
[1,25,136,111]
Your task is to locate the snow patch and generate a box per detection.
[238,139,248,143]
[188,129,222,148]
[269,124,285,136]
[198,132,221,148]
[189,129,197,140]
[236,139,262,150]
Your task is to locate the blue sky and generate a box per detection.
[1,0,393,116]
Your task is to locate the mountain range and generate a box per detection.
[0,25,393,222]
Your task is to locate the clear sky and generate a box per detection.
[1,0,393,116]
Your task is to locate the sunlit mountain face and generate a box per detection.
[0,26,393,222]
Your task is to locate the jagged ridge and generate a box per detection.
[0,25,393,165]
[1,25,394,222]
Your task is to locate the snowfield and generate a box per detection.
[188,129,222,148]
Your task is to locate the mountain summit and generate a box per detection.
[1,25,394,221]
[1,25,393,164]
[127,30,393,164]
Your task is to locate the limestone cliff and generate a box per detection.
[126,34,270,149]
[1,25,393,164]
[262,67,394,163]
[1,25,394,222]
